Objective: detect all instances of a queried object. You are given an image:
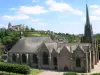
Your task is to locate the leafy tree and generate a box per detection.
[31,28,35,31]
[25,26,30,31]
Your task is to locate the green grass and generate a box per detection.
[0,69,43,75]
[29,69,43,75]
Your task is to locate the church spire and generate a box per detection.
[81,3,94,43]
[86,4,90,25]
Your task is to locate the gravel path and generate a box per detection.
[37,70,63,75]
[91,61,100,73]
[38,61,100,75]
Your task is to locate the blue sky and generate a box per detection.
[0,0,100,34]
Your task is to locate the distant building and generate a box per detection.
[8,22,26,31]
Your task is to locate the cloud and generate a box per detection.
[82,16,100,22]
[38,23,47,26]
[46,0,83,15]
[32,0,39,2]
[0,24,8,28]
[90,16,100,21]
[9,8,16,10]
[59,21,81,25]
[92,9,100,15]
[31,18,47,26]
[90,5,100,15]
[90,5,99,9]
[31,18,45,22]
[31,19,40,22]
[17,5,47,15]
[2,14,30,21]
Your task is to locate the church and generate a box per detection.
[7,4,99,73]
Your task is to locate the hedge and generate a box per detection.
[0,59,4,62]
[63,72,77,75]
[0,62,31,74]
[91,73,100,75]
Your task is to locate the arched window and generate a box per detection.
[43,52,49,65]
[22,54,27,63]
[76,58,81,67]
[33,54,38,64]
[12,54,16,62]
[53,57,57,65]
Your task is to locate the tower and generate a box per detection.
[81,4,94,43]
[8,22,12,29]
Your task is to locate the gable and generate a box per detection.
[73,46,86,57]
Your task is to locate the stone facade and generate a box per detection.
[7,38,99,73]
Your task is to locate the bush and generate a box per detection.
[0,63,31,74]
[91,73,100,75]
[0,59,4,62]
[64,72,77,75]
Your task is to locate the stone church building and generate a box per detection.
[8,4,99,73]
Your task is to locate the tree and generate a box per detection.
[25,26,30,31]
[31,28,35,31]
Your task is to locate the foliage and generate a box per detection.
[0,59,4,62]
[91,73,100,75]
[0,63,31,74]
[0,49,3,55]
[63,72,77,75]
[0,28,20,50]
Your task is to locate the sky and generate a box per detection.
[0,0,100,34]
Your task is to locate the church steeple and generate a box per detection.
[86,4,90,25]
[81,3,94,43]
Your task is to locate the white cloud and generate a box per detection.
[2,14,30,21]
[32,0,36,2]
[0,24,8,28]
[59,21,81,25]
[90,5,100,15]
[9,8,16,10]
[92,9,100,15]
[82,16,100,22]
[31,19,40,22]
[32,0,39,2]
[31,18,47,26]
[90,5,99,9]
[31,18,45,22]
[90,16,100,21]
[38,23,47,26]
[17,5,47,15]
[46,0,83,15]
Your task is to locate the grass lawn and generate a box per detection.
[0,69,43,75]
[30,69,43,75]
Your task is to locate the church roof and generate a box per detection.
[9,36,53,53]
[9,36,91,53]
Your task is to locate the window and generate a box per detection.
[76,58,81,67]
[53,57,57,65]
[43,52,49,65]
[33,54,38,64]
[12,54,16,62]
[22,54,27,63]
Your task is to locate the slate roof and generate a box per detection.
[9,36,53,53]
[9,36,91,53]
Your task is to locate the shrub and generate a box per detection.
[0,63,31,74]
[64,72,77,75]
[91,73,100,75]
[0,59,4,62]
